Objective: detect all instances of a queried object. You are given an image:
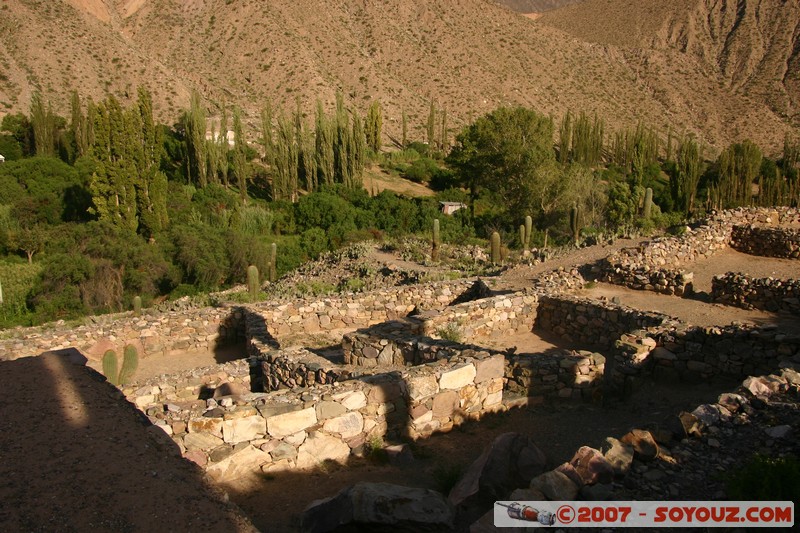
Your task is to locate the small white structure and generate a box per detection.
[0,154,5,163]
[440,201,467,215]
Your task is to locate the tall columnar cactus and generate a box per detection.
[519,224,526,250]
[643,187,653,219]
[543,228,549,250]
[524,215,532,249]
[490,231,501,265]
[119,345,139,385]
[570,206,581,246]
[102,350,118,386]
[431,218,440,262]
[269,243,277,283]
[247,264,260,297]
[133,295,142,316]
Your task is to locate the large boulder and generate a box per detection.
[448,432,546,528]
[301,482,453,533]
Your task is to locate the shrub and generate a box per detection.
[436,322,463,343]
[726,454,800,500]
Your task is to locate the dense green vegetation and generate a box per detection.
[0,90,798,328]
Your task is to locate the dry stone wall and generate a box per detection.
[601,207,800,295]
[246,280,474,341]
[711,273,800,315]
[130,350,506,478]
[0,305,246,362]
[730,225,800,258]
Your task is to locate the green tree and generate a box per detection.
[30,92,57,157]
[427,100,436,148]
[315,100,335,186]
[133,87,168,236]
[447,106,555,217]
[231,106,250,201]
[88,95,139,231]
[365,100,383,153]
[183,90,208,187]
[668,135,703,214]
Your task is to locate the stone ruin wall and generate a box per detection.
[126,349,507,480]
[711,273,800,315]
[0,304,246,362]
[730,225,800,258]
[601,207,800,295]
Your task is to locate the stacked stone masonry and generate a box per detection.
[0,304,246,362]
[601,207,800,295]
[730,225,800,258]
[711,273,800,315]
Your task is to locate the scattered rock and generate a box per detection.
[301,482,453,533]
[620,429,659,461]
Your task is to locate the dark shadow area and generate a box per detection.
[213,306,262,365]
[307,343,346,365]
[219,369,748,533]
[0,348,254,532]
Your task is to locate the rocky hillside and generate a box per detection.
[541,0,800,139]
[495,0,584,13]
[0,0,796,152]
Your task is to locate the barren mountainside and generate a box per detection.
[541,0,800,136]
[0,0,797,152]
[495,0,584,13]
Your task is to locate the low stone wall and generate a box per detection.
[0,304,246,362]
[610,323,800,387]
[246,279,475,341]
[133,350,506,478]
[416,290,539,342]
[505,350,606,401]
[600,207,800,295]
[711,272,800,315]
[535,295,674,348]
[730,225,800,258]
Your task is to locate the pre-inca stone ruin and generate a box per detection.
[1,206,798,531]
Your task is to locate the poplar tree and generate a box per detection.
[70,91,89,159]
[184,90,207,187]
[669,135,702,214]
[89,95,138,232]
[365,100,383,154]
[401,108,408,148]
[134,87,168,235]
[439,108,448,152]
[231,107,249,201]
[334,92,351,186]
[315,100,335,186]
[427,100,436,149]
[350,110,366,189]
[216,102,230,186]
[30,92,56,157]
[558,111,572,165]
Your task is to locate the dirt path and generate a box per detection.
[686,246,800,294]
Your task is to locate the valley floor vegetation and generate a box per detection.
[0,88,798,328]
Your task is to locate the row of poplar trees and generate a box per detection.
[66,89,169,237]
[181,90,383,203]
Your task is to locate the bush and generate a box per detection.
[403,157,440,183]
[726,454,800,500]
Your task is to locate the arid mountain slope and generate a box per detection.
[0,0,796,152]
[495,1,584,13]
[541,0,800,135]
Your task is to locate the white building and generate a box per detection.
[0,154,5,163]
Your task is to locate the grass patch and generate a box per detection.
[726,454,800,500]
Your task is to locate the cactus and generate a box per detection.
[118,345,139,385]
[543,228,549,249]
[431,218,440,261]
[570,206,581,246]
[133,295,142,315]
[643,187,653,218]
[490,231,501,265]
[247,264,260,297]
[102,350,119,386]
[519,224,526,250]
[524,215,532,249]
[269,242,277,283]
